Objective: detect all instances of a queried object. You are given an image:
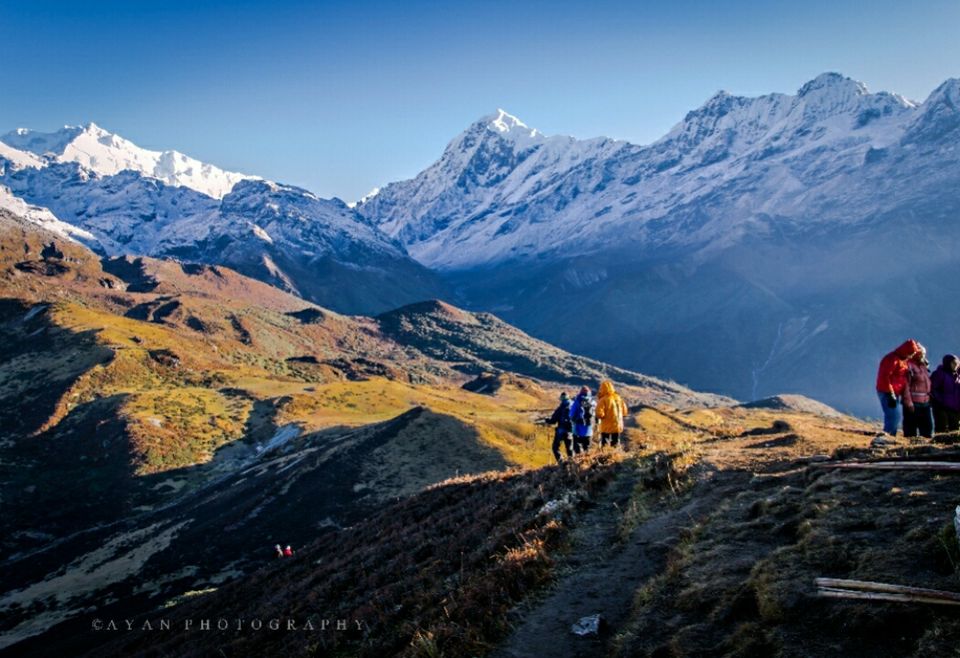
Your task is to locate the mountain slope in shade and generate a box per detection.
[0,185,97,245]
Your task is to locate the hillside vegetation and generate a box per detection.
[0,209,719,653]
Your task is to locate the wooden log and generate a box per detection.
[818,589,960,606]
[815,578,960,602]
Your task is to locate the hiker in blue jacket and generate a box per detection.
[570,386,595,454]
[546,392,574,463]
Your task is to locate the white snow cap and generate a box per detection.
[797,72,869,98]
[489,109,540,139]
[0,122,255,199]
[0,141,46,170]
[349,186,381,208]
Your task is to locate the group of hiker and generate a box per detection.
[274,544,294,558]
[876,339,960,439]
[543,380,628,463]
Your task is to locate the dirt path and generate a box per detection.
[494,459,740,658]
[493,406,938,658]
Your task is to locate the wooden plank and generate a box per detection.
[815,578,960,602]
[818,589,960,606]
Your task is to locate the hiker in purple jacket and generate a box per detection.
[930,354,960,434]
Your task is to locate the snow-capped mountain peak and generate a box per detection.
[797,71,868,98]
[488,109,540,139]
[904,77,960,143]
[357,72,954,271]
[2,124,87,157]
[923,77,960,107]
[0,123,254,199]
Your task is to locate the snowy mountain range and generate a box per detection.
[357,73,960,414]
[1,72,958,413]
[2,122,252,199]
[0,124,444,313]
[358,73,954,270]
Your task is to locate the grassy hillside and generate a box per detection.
[0,210,724,653]
[37,401,960,658]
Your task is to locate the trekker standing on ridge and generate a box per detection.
[595,380,628,449]
[275,544,284,559]
[875,339,921,439]
[284,545,294,557]
[570,387,595,454]
[931,354,960,434]
[903,346,933,439]
[546,392,574,463]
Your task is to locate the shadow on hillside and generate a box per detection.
[0,393,136,579]
[22,450,624,658]
[0,298,113,441]
[1,407,514,657]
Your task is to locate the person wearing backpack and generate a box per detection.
[595,380,628,448]
[546,392,574,463]
[570,387,595,454]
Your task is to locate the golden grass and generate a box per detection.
[121,388,252,474]
[278,378,554,468]
[31,301,559,475]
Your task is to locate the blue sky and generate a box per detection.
[2,0,958,201]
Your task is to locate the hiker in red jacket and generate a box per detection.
[875,339,921,436]
[903,347,933,439]
[283,545,294,557]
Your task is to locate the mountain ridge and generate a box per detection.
[357,71,938,270]
[352,72,960,415]
[1,122,254,199]
[2,71,958,411]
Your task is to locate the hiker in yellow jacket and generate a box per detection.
[595,380,628,449]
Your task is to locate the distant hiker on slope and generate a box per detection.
[275,544,284,559]
[902,346,933,439]
[544,392,575,463]
[570,387,595,454]
[595,380,628,449]
[284,545,294,557]
[875,339,921,440]
[931,354,960,434]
